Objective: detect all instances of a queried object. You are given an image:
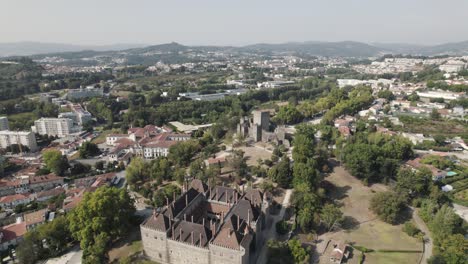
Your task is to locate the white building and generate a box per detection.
[58,105,92,125]
[417,91,465,101]
[67,86,103,100]
[32,118,75,137]
[0,117,8,131]
[439,60,466,73]
[0,130,37,151]
[337,79,393,88]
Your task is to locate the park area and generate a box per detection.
[316,165,423,264]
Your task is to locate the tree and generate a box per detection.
[95,161,105,170]
[437,234,466,264]
[370,191,406,224]
[433,135,446,146]
[430,108,441,120]
[189,158,207,181]
[268,157,292,188]
[228,150,248,182]
[68,187,135,264]
[320,204,343,231]
[430,205,463,246]
[395,167,432,199]
[16,235,40,264]
[275,105,304,125]
[78,142,101,158]
[293,183,320,231]
[288,238,310,264]
[42,149,69,176]
[125,157,150,188]
[293,159,320,190]
[377,89,395,101]
[151,157,172,184]
[16,216,72,263]
[168,140,200,167]
[292,134,315,164]
[70,162,91,175]
[38,216,72,257]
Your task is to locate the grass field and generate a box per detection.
[397,116,468,140]
[318,165,423,264]
[364,251,421,264]
[108,228,142,262]
[7,111,37,130]
[91,129,122,144]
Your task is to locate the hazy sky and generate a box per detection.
[1,0,468,46]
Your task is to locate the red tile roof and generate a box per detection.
[0,193,30,204]
[0,222,27,243]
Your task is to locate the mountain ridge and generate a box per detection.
[2,40,468,61]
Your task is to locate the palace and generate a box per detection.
[141,179,271,264]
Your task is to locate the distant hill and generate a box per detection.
[0,42,146,57]
[372,41,468,56]
[239,41,387,57]
[0,58,42,80]
[3,40,468,66]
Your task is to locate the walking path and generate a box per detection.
[411,207,433,264]
[256,189,293,264]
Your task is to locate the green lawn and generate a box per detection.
[396,116,468,139]
[364,251,421,264]
[342,220,421,251]
[7,112,37,130]
[91,129,122,144]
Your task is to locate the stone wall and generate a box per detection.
[209,243,246,264]
[167,239,210,264]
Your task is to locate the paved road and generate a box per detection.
[411,207,433,264]
[452,203,468,222]
[256,189,293,264]
[45,245,82,264]
[414,149,468,161]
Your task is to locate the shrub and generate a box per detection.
[353,245,374,253]
[276,220,290,235]
[403,222,421,237]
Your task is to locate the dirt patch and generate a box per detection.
[316,165,422,264]
[108,227,142,262]
[325,166,387,223]
[237,144,273,166]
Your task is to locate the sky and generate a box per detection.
[1,0,468,46]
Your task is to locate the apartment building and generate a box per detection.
[58,105,92,125]
[32,118,74,137]
[67,86,103,100]
[0,117,9,131]
[0,130,37,151]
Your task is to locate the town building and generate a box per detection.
[58,104,92,125]
[23,209,48,230]
[0,222,26,251]
[0,117,9,131]
[106,126,190,162]
[32,118,75,137]
[416,90,465,101]
[0,193,33,209]
[66,86,103,100]
[141,179,271,264]
[0,130,37,152]
[439,60,466,73]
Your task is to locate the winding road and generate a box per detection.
[411,207,433,264]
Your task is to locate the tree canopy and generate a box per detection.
[68,187,135,264]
